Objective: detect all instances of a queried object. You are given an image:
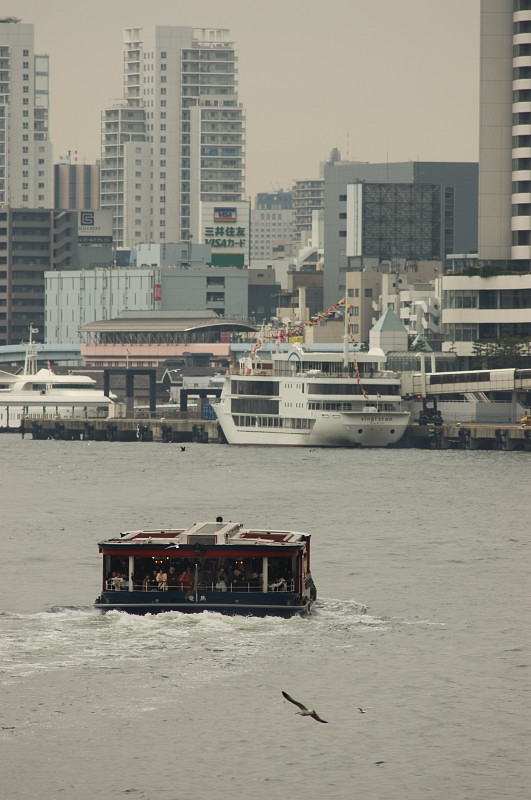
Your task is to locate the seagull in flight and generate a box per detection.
[282,691,328,723]
[356,707,372,714]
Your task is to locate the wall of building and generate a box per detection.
[478,0,513,263]
[159,266,248,319]
[323,161,478,308]
[45,268,156,343]
[0,20,53,209]
[441,272,531,356]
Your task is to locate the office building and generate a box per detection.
[0,18,53,208]
[323,160,478,307]
[100,26,245,248]
[251,192,294,261]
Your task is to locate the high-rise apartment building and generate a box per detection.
[0,18,53,208]
[479,0,531,265]
[100,26,245,249]
[441,0,531,358]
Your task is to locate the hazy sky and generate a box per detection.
[13,0,480,197]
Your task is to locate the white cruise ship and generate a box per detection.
[215,341,410,448]
[0,327,113,429]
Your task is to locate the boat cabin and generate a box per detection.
[95,520,316,617]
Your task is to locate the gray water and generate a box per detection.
[0,438,529,800]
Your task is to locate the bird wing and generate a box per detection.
[282,691,307,711]
[310,711,328,724]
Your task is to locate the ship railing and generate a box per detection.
[105,580,295,593]
[229,368,274,376]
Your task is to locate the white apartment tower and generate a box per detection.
[479,0,531,265]
[101,26,245,248]
[0,18,53,207]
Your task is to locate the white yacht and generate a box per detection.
[215,335,410,448]
[0,327,114,429]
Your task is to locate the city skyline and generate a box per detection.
[11,0,480,198]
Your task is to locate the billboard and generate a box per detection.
[200,201,250,267]
[78,210,113,245]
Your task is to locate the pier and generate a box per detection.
[22,416,223,444]
[404,422,531,451]
[17,416,531,450]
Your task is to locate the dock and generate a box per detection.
[404,422,531,451]
[21,416,224,443]
[16,416,531,450]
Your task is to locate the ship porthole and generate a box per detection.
[390,429,395,434]
[358,428,363,433]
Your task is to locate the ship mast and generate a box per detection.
[343,299,349,370]
[23,325,39,375]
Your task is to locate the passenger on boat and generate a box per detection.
[156,568,168,590]
[202,561,216,587]
[110,571,126,590]
[215,577,227,592]
[217,566,228,584]
[232,568,244,589]
[167,566,179,587]
[178,567,191,590]
[142,574,152,591]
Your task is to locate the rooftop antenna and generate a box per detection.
[346,131,350,161]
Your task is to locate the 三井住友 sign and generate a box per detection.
[204,223,246,248]
[214,207,237,224]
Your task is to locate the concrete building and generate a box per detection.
[344,261,441,344]
[479,0,531,264]
[251,191,294,261]
[136,241,211,268]
[46,265,249,344]
[440,2,531,358]
[251,205,294,261]
[292,179,324,245]
[100,26,245,248]
[441,272,531,356]
[54,159,100,211]
[0,207,79,344]
[0,18,53,208]
[323,160,478,308]
[247,265,279,324]
[45,267,156,344]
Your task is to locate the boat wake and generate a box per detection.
[0,599,400,687]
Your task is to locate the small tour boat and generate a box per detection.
[94,520,316,617]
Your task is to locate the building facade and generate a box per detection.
[0,18,53,208]
[440,2,531,357]
[479,0,531,264]
[323,161,478,308]
[100,26,245,248]
[46,265,249,344]
[54,160,100,211]
[441,272,531,356]
[292,179,324,245]
[0,207,81,345]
